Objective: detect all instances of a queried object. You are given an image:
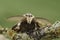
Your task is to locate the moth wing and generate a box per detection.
[35,17,52,28]
[6,15,24,22]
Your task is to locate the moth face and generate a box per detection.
[23,13,34,24]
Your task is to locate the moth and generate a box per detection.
[6,13,60,40]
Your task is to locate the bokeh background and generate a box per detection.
[0,0,59,28]
[0,0,60,40]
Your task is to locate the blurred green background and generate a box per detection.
[0,0,59,28]
[0,0,60,40]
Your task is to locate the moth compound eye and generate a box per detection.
[29,14,33,17]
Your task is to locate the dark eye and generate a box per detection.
[30,15,32,17]
[28,15,32,17]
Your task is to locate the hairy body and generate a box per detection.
[12,19,40,33]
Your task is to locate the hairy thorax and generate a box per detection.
[20,20,36,33]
